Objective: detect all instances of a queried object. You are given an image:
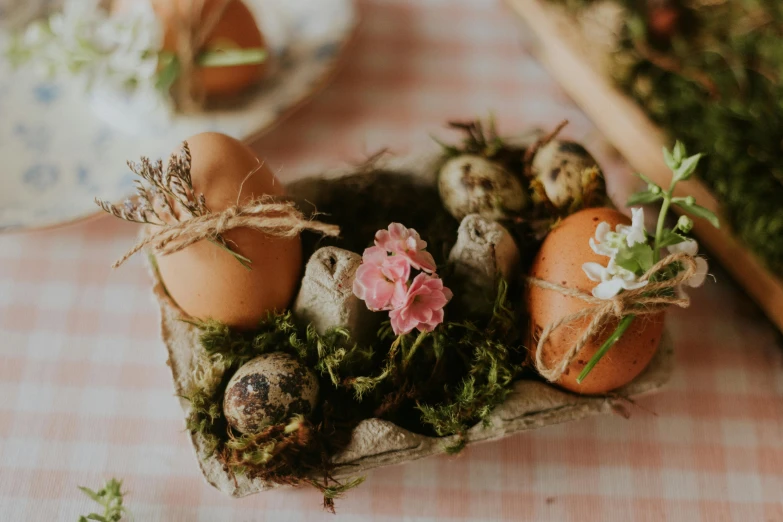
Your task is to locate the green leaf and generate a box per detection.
[155,52,180,92]
[673,153,702,182]
[86,515,108,522]
[662,146,676,170]
[614,256,640,274]
[657,229,687,248]
[630,242,655,271]
[78,486,102,503]
[613,248,641,274]
[673,201,720,228]
[197,47,267,68]
[627,189,663,205]
[673,141,686,163]
[634,171,658,187]
[613,242,654,274]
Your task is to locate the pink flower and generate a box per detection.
[353,246,410,311]
[375,223,437,273]
[389,273,453,335]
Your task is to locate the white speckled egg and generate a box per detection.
[223,353,319,434]
[437,154,526,220]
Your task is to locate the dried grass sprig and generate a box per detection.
[96,142,340,269]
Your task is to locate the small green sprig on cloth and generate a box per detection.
[576,142,719,383]
[77,478,127,522]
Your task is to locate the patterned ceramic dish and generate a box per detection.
[0,0,357,233]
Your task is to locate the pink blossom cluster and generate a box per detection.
[353,223,453,336]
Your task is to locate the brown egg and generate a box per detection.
[527,207,664,394]
[156,132,302,330]
[115,0,267,96]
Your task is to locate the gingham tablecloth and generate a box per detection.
[1,1,782,520]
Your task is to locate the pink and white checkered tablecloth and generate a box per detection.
[1,1,782,520]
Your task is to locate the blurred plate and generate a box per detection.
[0,0,357,233]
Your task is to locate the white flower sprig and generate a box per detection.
[575,141,719,383]
[4,0,268,104]
[6,0,162,92]
[582,208,650,299]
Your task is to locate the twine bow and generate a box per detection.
[527,252,697,382]
[112,198,340,268]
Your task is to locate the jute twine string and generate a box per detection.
[112,197,340,268]
[173,0,232,111]
[527,252,697,382]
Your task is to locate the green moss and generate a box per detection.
[416,281,520,440]
[180,278,525,509]
[174,163,532,509]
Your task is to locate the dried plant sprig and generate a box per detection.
[113,197,340,269]
[522,118,569,174]
[96,142,340,269]
[96,143,201,227]
[432,116,509,159]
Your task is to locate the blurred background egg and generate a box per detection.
[527,207,664,394]
[114,0,268,96]
[155,132,302,329]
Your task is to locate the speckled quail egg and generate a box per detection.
[437,154,527,221]
[529,140,605,209]
[223,353,319,434]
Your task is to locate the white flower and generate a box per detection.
[12,0,164,91]
[22,23,48,47]
[584,208,650,300]
[616,207,647,247]
[589,208,648,258]
[583,258,648,299]
[589,221,617,257]
[667,239,708,288]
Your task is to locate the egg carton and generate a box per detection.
[150,148,675,497]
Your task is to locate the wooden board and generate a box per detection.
[505,0,783,332]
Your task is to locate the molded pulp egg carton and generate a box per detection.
[150,149,674,497]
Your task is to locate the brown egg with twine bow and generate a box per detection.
[114,0,268,105]
[151,133,301,329]
[526,207,666,394]
[95,133,338,329]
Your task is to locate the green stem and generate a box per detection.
[197,47,267,68]
[402,331,429,369]
[207,238,252,270]
[577,314,636,384]
[653,194,671,264]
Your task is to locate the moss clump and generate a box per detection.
[549,0,783,274]
[181,311,368,511]
[181,278,525,510]
[286,169,461,267]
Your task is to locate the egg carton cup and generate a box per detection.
[149,148,675,498]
